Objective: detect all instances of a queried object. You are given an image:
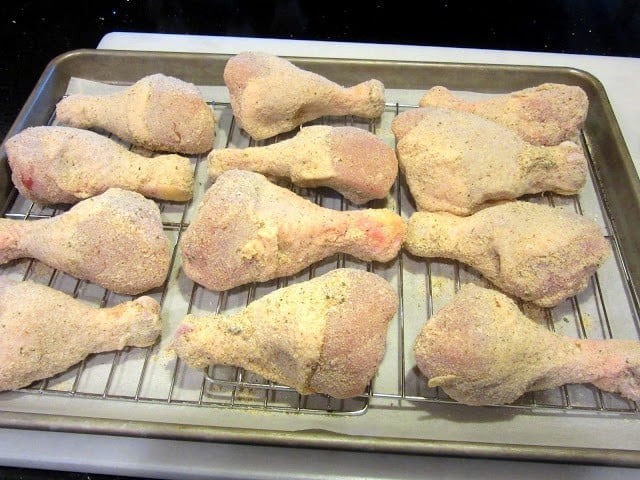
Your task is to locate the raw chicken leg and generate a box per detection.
[391,107,587,215]
[418,83,588,146]
[181,170,405,291]
[0,277,162,391]
[208,125,397,204]
[414,283,640,405]
[224,52,385,140]
[171,268,397,398]
[405,201,610,307]
[56,73,215,154]
[0,188,170,295]
[5,126,194,204]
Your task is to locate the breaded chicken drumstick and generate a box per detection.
[56,73,215,154]
[224,52,385,140]
[208,125,397,205]
[6,126,193,204]
[171,268,397,398]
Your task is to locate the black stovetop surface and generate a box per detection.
[2,0,639,143]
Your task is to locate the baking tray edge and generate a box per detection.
[2,411,640,467]
[1,48,640,466]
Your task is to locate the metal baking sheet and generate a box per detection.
[1,49,639,466]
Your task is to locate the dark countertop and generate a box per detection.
[1,1,639,479]
[2,0,640,143]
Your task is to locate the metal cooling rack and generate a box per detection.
[2,96,639,418]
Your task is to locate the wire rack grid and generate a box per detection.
[1,92,639,419]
